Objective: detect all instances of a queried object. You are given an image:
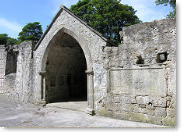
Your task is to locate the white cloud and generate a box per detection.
[0,17,22,32]
[0,17,22,38]
[122,0,171,22]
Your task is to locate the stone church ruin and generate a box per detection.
[0,5,176,126]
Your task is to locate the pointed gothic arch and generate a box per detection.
[39,27,95,114]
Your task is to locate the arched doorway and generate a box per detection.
[39,28,95,114]
[45,33,87,103]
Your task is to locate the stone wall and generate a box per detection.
[4,73,16,98]
[4,41,34,102]
[95,17,176,127]
[15,41,34,102]
[0,45,6,94]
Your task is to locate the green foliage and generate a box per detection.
[155,0,176,18]
[0,34,8,45]
[18,22,43,43]
[0,34,18,46]
[1,22,43,46]
[70,0,141,44]
[7,37,18,45]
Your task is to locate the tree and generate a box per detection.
[0,34,8,45]
[0,34,18,46]
[70,0,141,44]
[7,37,18,45]
[18,22,43,43]
[155,0,176,18]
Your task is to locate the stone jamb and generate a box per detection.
[38,71,47,106]
[85,70,95,115]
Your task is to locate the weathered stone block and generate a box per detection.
[133,106,140,113]
[113,112,130,120]
[105,110,114,117]
[121,95,131,104]
[106,95,113,102]
[134,107,148,114]
[171,102,176,109]
[146,115,156,124]
[166,108,176,118]
[106,102,114,111]
[166,96,172,101]
[153,97,166,108]
[130,113,147,123]
[162,117,176,127]
[121,104,134,112]
[121,95,137,104]
[147,115,163,125]
[131,97,137,104]
[139,104,146,108]
[113,96,120,103]
[147,109,155,116]
[98,107,107,116]
[136,96,148,105]
[114,103,120,112]
[170,96,176,108]
[155,108,167,117]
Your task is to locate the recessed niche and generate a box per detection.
[136,55,144,64]
[156,52,168,63]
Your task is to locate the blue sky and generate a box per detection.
[0,0,174,38]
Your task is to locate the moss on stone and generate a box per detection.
[147,117,155,124]
[124,112,131,120]
[100,107,106,115]
[162,117,176,127]
[149,87,156,96]
[130,113,147,123]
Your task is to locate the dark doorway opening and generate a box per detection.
[45,33,87,103]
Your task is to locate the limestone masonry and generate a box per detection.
[0,5,176,126]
